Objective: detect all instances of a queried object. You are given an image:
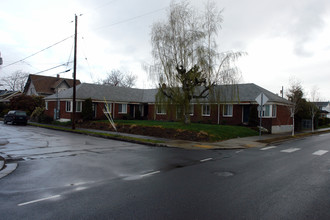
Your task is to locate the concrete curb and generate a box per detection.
[0,163,18,179]
[0,156,5,171]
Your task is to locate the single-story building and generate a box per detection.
[44,83,293,134]
[312,101,330,118]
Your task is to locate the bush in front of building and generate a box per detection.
[30,107,53,123]
[82,98,93,121]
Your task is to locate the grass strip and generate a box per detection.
[29,123,164,145]
[109,120,259,141]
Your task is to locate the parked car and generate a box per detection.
[4,110,28,125]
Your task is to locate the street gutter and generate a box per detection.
[258,129,330,145]
[28,122,169,148]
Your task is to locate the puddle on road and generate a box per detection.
[213,171,235,177]
[0,139,9,146]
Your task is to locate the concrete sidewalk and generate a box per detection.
[30,122,330,150]
[33,124,268,150]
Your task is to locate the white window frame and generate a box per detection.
[45,101,48,110]
[189,104,194,116]
[176,104,194,118]
[260,104,277,118]
[223,104,233,117]
[118,103,127,114]
[76,101,82,112]
[202,104,210,116]
[104,103,112,113]
[65,101,82,112]
[156,105,166,115]
[66,101,72,112]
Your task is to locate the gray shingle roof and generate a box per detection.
[212,83,292,104]
[45,83,158,103]
[45,83,292,105]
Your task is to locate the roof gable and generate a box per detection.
[24,74,81,95]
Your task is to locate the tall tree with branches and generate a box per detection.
[286,78,304,136]
[100,69,137,88]
[148,0,243,124]
[0,70,29,91]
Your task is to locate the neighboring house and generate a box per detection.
[23,74,81,96]
[312,102,330,118]
[0,90,22,104]
[44,83,293,134]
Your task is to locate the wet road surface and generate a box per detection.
[0,123,329,219]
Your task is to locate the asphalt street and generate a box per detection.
[0,123,329,220]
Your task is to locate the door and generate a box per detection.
[243,105,250,124]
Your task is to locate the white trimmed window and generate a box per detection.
[176,104,194,118]
[202,104,210,116]
[76,101,82,112]
[66,101,72,112]
[261,104,276,118]
[65,101,82,112]
[45,101,48,110]
[157,105,166,115]
[118,104,127,114]
[190,104,194,116]
[104,103,112,113]
[223,104,233,117]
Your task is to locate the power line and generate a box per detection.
[31,63,72,76]
[93,6,168,31]
[81,0,119,16]
[2,35,73,69]
[81,36,95,81]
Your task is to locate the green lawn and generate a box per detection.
[112,120,258,141]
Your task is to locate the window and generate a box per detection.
[65,101,82,112]
[104,103,112,113]
[260,104,276,118]
[189,104,194,116]
[76,101,82,112]
[272,104,276,117]
[223,104,233,117]
[263,105,271,117]
[45,101,48,110]
[66,101,72,112]
[202,104,210,116]
[157,105,166,115]
[118,104,127,114]
[176,104,194,117]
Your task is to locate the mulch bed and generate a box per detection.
[77,121,211,142]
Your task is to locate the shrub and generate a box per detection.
[82,98,93,121]
[30,107,45,122]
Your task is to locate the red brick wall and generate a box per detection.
[272,105,292,126]
[45,101,292,131]
[219,104,243,125]
[45,101,56,118]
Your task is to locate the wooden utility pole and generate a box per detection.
[72,14,78,130]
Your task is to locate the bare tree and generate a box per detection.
[148,0,244,124]
[309,86,320,132]
[0,70,29,91]
[101,69,137,88]
[286,78,304,136]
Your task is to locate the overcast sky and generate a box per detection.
[1,0,329,100]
